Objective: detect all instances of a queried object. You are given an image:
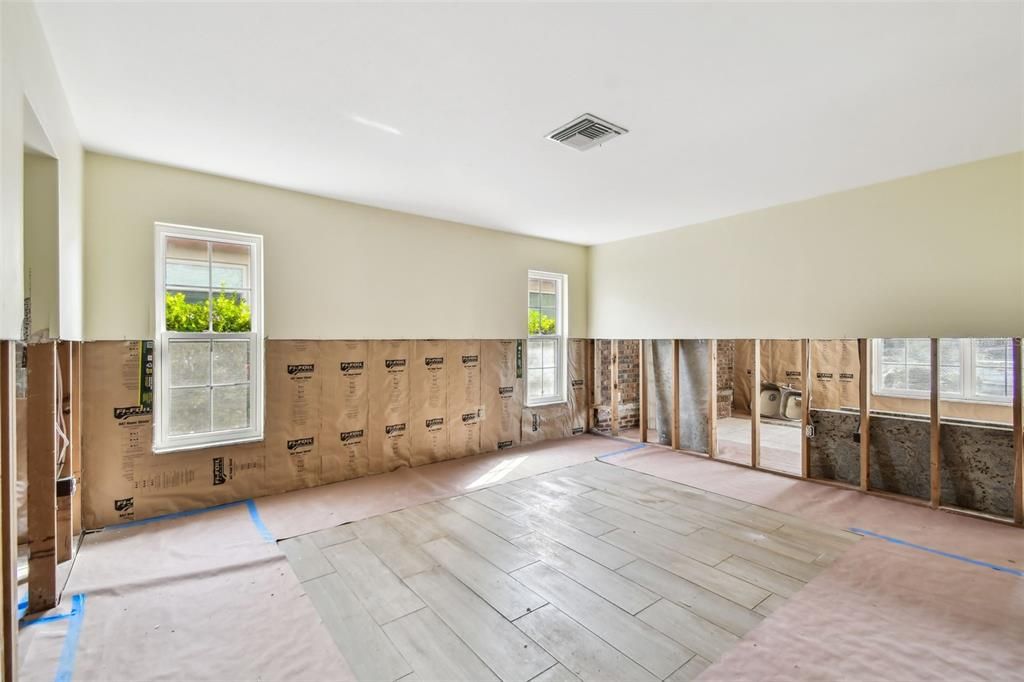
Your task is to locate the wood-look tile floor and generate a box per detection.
[281,459,859,682]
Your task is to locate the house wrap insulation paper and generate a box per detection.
[410,340,448,467]
[480,340,522,451]
[319,340,369,482]
[82,339,589,529]
[368,340,411,474]
[732,339,860,413]
[447,340,482,460]
[265,340,321,488]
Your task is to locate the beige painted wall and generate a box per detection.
[23,152,59,339]
[84,153,589,340]
[589,153,1024,340]
[0,1,83,340]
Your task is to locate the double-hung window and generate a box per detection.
[872,338,1013,404]
[154,223,263,452]
[526,271,567,405]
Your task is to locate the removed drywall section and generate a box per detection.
[644,340,673,446]
[807,409,860,486]
[716,340,734,419]
[588,153,1024,340]
[593,340,639,433]
[939,422,1014,517]
[82,153,588,341]
[677,340,711,453]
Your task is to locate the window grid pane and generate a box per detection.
[876,338,1013,403]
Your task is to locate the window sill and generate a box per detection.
[526,399,568,409]
[871,390,1011,407]
[153,434,263,455]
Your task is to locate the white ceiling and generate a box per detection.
[36,1,1023,245]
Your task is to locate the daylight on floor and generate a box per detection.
[2,1,1022,680]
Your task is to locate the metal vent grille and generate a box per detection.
[546,113,627,151]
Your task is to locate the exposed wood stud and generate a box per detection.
[800,339,811,479]
[1012,338,1022,525]
[71,342,83,540]
[858,339,871,492]
[751,339,760,468]
[586,340,595,433]
[56,343,72,564]
[671,340,680,450]
[639,341,648,444]
[27,342,58,613]
[708,340,718,458]
[610,340,620,437]
[1,342,18,681]
[929,338,941,509]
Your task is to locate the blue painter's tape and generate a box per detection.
[849,527,1024,577]
[596,443,647,461]
[104,499,246,531]
[246,499,275,543]
[55,593,86,682]
[20,594,85,630]
[17,599,27,621]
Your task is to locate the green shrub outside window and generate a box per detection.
[166,291,251,332]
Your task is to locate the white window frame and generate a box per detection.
[871,338,1012,405]
[526,270,568,407]
[154,222,264,453]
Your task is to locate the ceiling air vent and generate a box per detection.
[546,113,628,151]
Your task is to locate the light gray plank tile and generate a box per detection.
[442,496,532,540]
[561,472,677,510]
[353,516,437,578]
[469,488,531,517]
[520,501,614,537]
[711,522,820,563]
[512,533,658,615]
[406,567,555,682]
[529,663,581,682]
[771,523,859,556]
[423,536,547,620]
[307,524,357,549]
[279,535,334,582]
[666,655,711,682]
[602,530,769,609]
[579,490,701,536]
[512,562,693,679]
[754,593,787,617]
[637,599,740,662]
[498,484,604,516]
[590,507,729,566]
[304,573,412,681]
[322,540,424,625]
[518,512,634,570]
[515,605,660,682]
[429,506,538,572]
[383,607,499,682]
[690,528,823,582]
[533,475,595,497]
[717,556,805,598]
[385,503,449,545]
[617,560,764,638]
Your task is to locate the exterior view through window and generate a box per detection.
[527,271,567,405]
[154,223,263,451]
[873,338,1013,403]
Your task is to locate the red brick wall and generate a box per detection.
[594,339,640,432]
